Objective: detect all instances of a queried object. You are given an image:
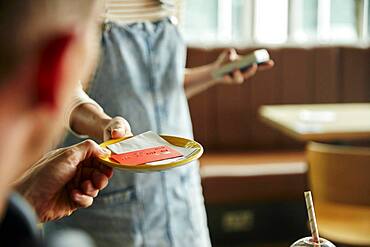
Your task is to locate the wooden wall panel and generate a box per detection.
[248,48,283,149]
[281,48,315,104]
[187,92,208,146]
[214,83,251,150]
[340,47,370,102]
[214,48,253,150]
[204,88,219,150]
[313,47,340,103]
[280,48,315,148]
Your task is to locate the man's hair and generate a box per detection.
[0,0,95,83]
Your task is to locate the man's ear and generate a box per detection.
[35,34,75,109]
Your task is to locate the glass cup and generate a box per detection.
[290,237,336,247]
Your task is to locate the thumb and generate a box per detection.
[216,49,229,64]
[110,127,130,139]
[228,48,238,61]
[111,129,124,139]
[72,140,111,164]
[216,48,238,66]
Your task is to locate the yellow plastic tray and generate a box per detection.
[98,135,203,172]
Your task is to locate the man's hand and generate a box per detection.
[16,140,113,222]
[212,48,274,85]
[101,116,132,141]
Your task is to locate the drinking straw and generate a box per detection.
[304,191,320,245]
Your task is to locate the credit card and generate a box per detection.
[110,145,183,166]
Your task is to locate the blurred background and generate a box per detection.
[177,1,370,246]
[182,0,369,45]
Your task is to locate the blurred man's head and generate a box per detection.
[0,0,100,195]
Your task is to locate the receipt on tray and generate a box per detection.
[107,131,198,165]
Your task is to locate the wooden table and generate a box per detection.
[259,103,370,141]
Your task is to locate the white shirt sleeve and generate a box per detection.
[64,81,103,138]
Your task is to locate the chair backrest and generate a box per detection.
[307,142,370,206]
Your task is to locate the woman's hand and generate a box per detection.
[100,116,132,141]
[69,101,133,141]
[212,48,274,85]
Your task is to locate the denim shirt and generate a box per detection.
[46,20,211,247]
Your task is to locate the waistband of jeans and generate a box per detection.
[102,16,177,33]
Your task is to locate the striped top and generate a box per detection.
[103,0,179,24]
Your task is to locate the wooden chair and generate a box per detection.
[306,142,370,246]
